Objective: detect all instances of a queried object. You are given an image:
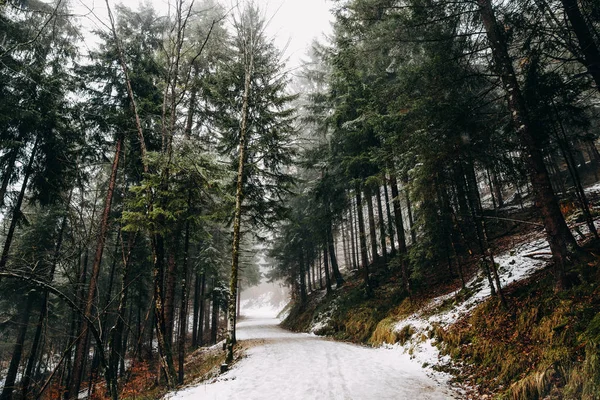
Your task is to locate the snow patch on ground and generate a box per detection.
[584,182,600,195]
[307,290,333,334]
[390,233,550,381]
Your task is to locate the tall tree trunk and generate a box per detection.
[348,200,358,269]
[306,248,313,292]
[463,162,497,296]
[0,135,39,273]
[299,249,308,306]
[312,253,318,290]
[225,33,254,366]
[164,249,178,351]
[204,285,210,336]
[355,185,370,290]
[560,0,600,90]
[478,0,580,289]
[318,250,324,289]
[365,186,379,263]
[67,137,122,400]
[375,184,388,262]
[390,174,411,294]
[198,273,206,347]
[383,176,396,254]
[210,282,219,345]
[177,212,192,385]
[486,168,497,210]
[323,244,332,294]
[191,272,201,348]
[327,223,344,286]
[107,232,136,400]
[404,183,416,245]
[0,296,34,400]
[151,234,177,387]
[492,170,504,207]
[389,174,407,253]
[340,217,350,270]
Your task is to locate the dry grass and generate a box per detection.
[437,260,600,399]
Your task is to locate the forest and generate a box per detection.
[1,0,600,399]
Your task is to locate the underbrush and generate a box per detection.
[438,262,600,399]
[282,265,432,344]
[117,342,232,400]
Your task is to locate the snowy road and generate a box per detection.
[168,316,456,400]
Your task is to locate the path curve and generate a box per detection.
[167,315,456,400]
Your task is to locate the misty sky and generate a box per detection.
[70,0,333,69]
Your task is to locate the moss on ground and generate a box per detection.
[438,260,600,399]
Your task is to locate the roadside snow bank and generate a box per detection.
[391,233,550,374]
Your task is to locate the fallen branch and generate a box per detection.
[523,251,553,259]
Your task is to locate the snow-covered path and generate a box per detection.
[167,316,455,400]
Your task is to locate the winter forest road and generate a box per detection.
[168,315,456,400]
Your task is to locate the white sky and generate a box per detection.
[69,0,333,70]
